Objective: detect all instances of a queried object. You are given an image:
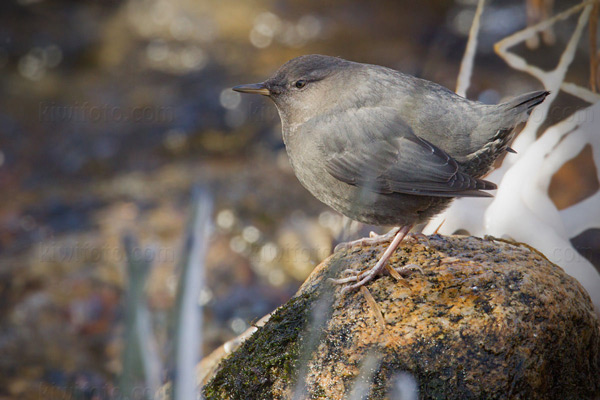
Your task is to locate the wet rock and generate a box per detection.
[202,235,600,400]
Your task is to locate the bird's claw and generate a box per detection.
[329,275,359,285]
[328,268,365,284]
[393,263,424,275]
[406,232,429,244]
[341,268,363,276]
[334,227,400,252]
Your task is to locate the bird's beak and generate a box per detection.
[232,82,270,96]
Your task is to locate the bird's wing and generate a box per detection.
[317,107,496,197]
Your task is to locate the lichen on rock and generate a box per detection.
[203,235,600,399]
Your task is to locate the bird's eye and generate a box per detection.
[294,80,307,89]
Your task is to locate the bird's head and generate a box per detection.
[233,54,358,126]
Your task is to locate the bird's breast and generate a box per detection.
[281,125,450,226]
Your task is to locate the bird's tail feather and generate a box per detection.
[504,90,550,115]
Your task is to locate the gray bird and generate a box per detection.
[233,54,548,292]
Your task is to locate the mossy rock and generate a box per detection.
[202,235,600,399]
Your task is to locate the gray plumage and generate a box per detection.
[234,54,548,227]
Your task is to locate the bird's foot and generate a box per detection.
[330,263,423,291]
[329,225,413,293]
[334,227,400,252]
[329,262,384,292]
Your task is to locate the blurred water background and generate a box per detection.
[0,0,598,398]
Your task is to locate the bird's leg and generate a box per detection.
[334,227,400,252]
[331,225,413,292]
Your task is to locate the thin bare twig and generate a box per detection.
[360,286,386,335]
[456,0,486,97]
[526,0,556,48]
[590,2,599,92]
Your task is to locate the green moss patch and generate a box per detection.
[203,292,313,399]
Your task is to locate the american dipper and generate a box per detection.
[233,54,548,292]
